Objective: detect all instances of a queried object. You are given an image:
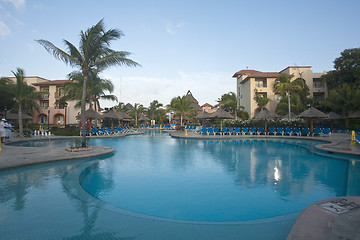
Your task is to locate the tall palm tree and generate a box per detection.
[114,102,127,112]
[273,74,304,120]
[130,103,145,127]
[7,68,43,136]
[147,100,163,120]
[37,19,140,147]
[168,96,193,126]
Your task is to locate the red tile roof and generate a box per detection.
[32,80,70,86]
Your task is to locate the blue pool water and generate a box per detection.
[80,133,349,222]
[1,131,360,239]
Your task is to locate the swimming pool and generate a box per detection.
[1,131,359,239]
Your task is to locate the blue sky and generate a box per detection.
[1,0,360,108]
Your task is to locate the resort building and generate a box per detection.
[233,66,328,118]
[8,76,80,125]
[201,103,217,113]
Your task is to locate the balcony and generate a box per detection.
[42,94,49,100]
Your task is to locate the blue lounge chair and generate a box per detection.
[214,127,221,135]
[322,128,331,136]
[222,128,229,135]
[268,127,276,135]
[201,127,207,135]
[242,127,249,135]
[207,127,214,135]
[293,127,300,136]
[100,128,109,135]
[284,127,292,135]
[301,128,310,136]
[276,128,284,136]
[228,128,235,135]
[355,135,360,144]
[257,127,265,135]
[250,127,257,135]
[313,127,321,136]
[91,128,101,136]
[234,127,241,135]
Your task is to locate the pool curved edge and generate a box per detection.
[63,159,300,226]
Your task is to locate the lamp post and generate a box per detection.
[64,103,68,128]
[47,109,50,129]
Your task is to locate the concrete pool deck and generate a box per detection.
[0,130,359,239]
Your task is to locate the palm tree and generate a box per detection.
[168,96,193,126]
[147,100,163,120]
[216,92,243,118]
[273,74,304,120]
[322,83,360,125]
[7,68,43,136]
[37,19,140,147]
[0,77,16,112]
[253,89,271,114]
[114,102,127,112]
[130,103,145,127]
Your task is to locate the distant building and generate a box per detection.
[201,103,216,113]
[233,66,327,118]
[8,76,81,125]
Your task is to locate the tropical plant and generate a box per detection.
[37,19,140,147]
[147,100,163,120]
[6,68,43,136]
[321,83,360,119]
[0,77,16,111]
[273,74,305,119]
[129,103,145,127]
[216,92,242,118]
[168,95,193,126]
[114,102,127,112]
[253,89,271,114]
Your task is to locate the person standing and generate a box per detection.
[4,120,12,141]
[0,119,5,143]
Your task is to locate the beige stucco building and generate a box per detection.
[8,76,79,125]
[233,66,328,118]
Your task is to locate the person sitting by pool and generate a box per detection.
[0,119,5,143]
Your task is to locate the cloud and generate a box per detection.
[0,20,10,37]
[166,22,184,35]
[99,71,235,108]
[3,0,25,10]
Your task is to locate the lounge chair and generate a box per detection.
[257,127,265,135]
[276,128,284,136]
[242,127,249,135]
[293,127,300,136]
[228,128,235,135]
[284,127,292,135]
[322,127,331,136]
[234,127,241,135]
[200,127,207,135]
[91,128,101,136]
[100,128,110,135]
[301,128,310,136]
[222,128,229,135]
[207,127,214,135]
[268,127,276,135]
[313,127,321,136]
[250,127,257,135]
[214,127,221,135]
[355,135,360,144]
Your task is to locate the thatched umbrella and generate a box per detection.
[117,111,133,125]
[348,111,360,119]
[297,107,328,135]
[195,111,211,126]
[4,112,33,120]
[209,109,235,131]
[326,111,343,130]
[253,108,279,132]
[138,113,150,124]
[76,108,103,120]
[102,111,122,128]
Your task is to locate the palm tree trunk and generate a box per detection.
[180,115,183,126]
[18,104,23,137]
[287,91,291,120]
[80,73,88,147]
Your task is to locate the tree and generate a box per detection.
[37,19,140,147]
[321,83,360,121]
[253,89,271,114]
[273,74,304,120]
[216,92,243,118]
[322,48,360,90]
[6,68,43,136]
[114,102,127,112]
[0,77,16,112]
[130,103,145,127]
[168,95,193,126]
[147,100,163,120]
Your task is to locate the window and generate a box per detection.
[313,92,325,102]
[41,101,49,109]
[255,78,267,88]
[41,88,49,98]
[313,78,324,88]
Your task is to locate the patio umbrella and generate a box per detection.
[102,111,122,128]
[327,111,342,120]
[209,109,235,131]
[76,108,103,120]
[252,108,279,132]
[195,111,211,126]
[348,111,360,119]
[297,107,328,135]
[4,112,33,120]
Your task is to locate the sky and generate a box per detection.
[1,0,360,108]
